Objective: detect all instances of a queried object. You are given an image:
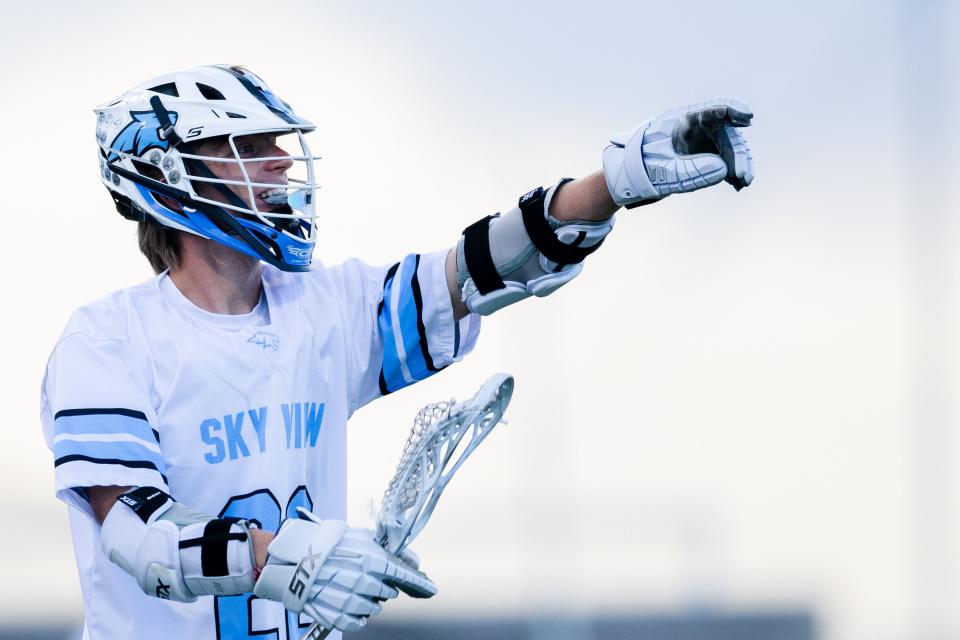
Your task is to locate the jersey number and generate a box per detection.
[213,487,314,640]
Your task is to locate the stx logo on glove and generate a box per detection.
[156,578,171,600]
[289,544,322,599]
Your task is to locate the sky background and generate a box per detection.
[1,1,958,639]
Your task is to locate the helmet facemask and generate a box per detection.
[179,131,318,243]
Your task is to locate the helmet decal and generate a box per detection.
[220,66,310,127]
[107,110,179,163]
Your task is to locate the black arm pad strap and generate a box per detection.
[462,215,506,295]
[117,487,172,524]
[519,186,606,266]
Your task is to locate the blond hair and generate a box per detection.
[137,216,181,274]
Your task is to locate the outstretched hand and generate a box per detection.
[603,97,755,207]
[672,98,754,191]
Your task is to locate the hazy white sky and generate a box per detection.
[1,2,958,640]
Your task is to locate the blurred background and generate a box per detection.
[2,0,958,638]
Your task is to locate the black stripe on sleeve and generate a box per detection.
[54,454,158,470]
[410,254,439,373]
[377,261,403,397]
[378,369,390,396]
[376,261,401,318]
[453,317,461,357]
[54,408,148,421]
[53,455,169,485]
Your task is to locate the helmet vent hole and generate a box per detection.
[226,112,247,119]
[149,83,179,97]
[197,83,226,100]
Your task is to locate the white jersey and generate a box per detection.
[40,251,479,640]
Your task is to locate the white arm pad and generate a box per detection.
[100,487,256,602]
[456,180,614,315]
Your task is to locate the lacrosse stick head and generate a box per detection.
[375,373,514,555]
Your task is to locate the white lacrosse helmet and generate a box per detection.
[95,65,320,271]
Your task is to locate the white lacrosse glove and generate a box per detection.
[603,97,754,208]
[253,508,436,633]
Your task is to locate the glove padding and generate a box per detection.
[603,97,754,207]
[253,508,436,633]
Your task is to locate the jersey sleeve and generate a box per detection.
[40,331,167,519]
[329,250,481,414]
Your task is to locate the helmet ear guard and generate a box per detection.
[95,64,320,271]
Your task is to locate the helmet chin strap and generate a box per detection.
[150,96,182,147]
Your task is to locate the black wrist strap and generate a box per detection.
[519,185,605,266]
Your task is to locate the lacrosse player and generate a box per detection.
[40,65,753,640]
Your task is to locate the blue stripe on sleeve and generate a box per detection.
[396,254,431,381]
[53,439,166,473]
[378,254,444,394]
[54,411,157,443]
[378,264,408,393]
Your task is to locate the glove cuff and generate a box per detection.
[254,518,348,612]
[602,120,660,207]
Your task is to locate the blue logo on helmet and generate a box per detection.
[108,110,179,162]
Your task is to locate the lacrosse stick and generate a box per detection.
[301,373,515,639]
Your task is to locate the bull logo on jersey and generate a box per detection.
[107,110,179,163]
[248,331,280,351]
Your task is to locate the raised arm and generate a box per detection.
[446,98,754,321]
[444,170,617,320]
